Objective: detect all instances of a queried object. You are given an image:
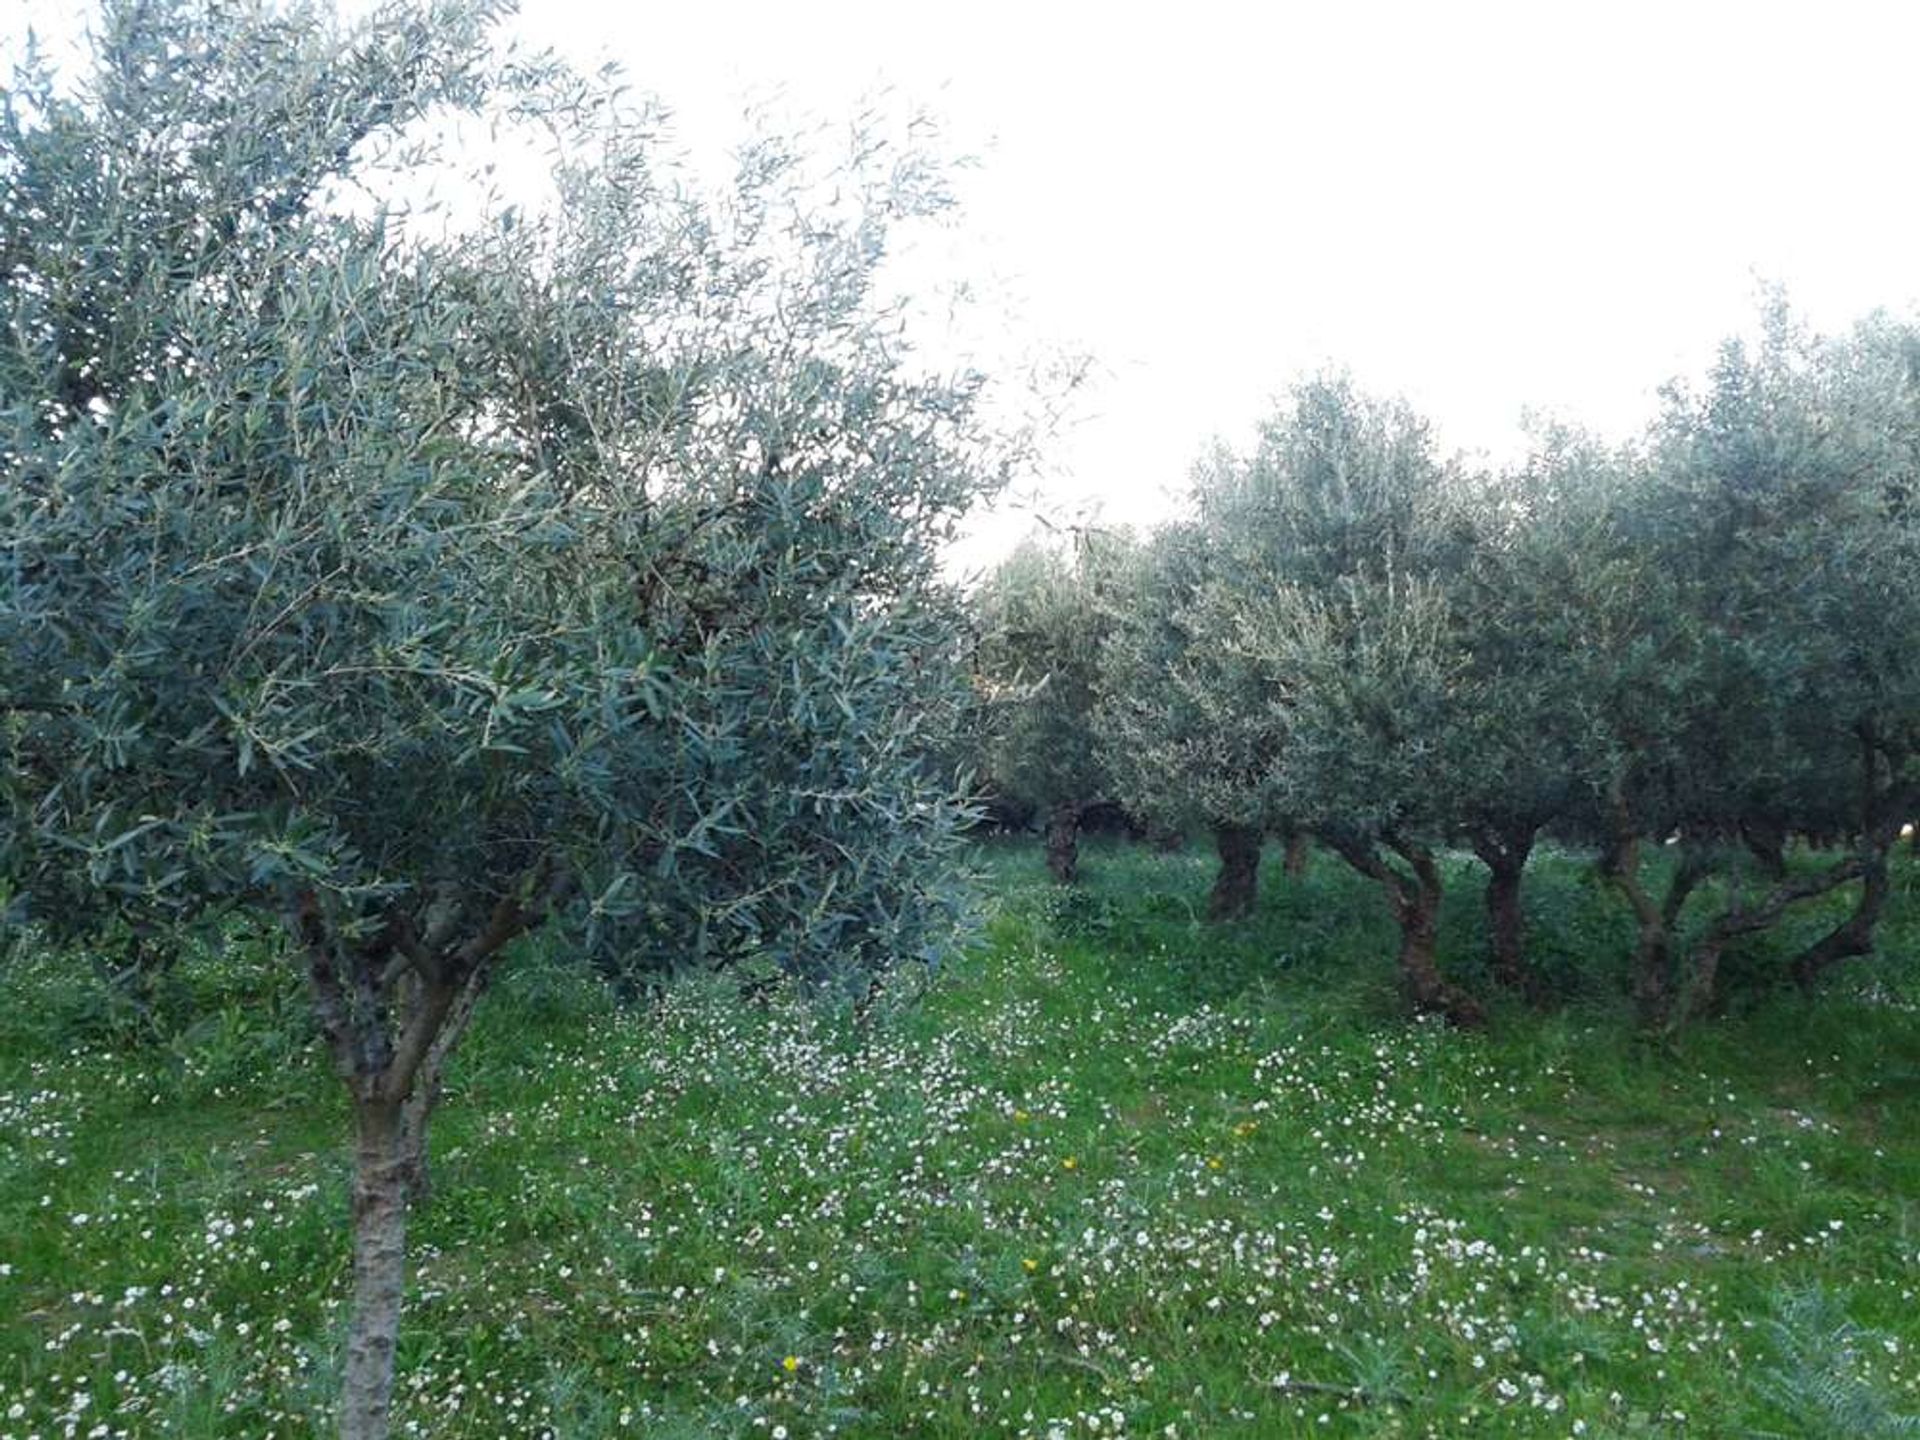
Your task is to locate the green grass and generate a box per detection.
[2,839,1918,1437]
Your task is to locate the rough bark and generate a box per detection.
[1784,747,1917,989]
[1471,826,1537,995]
[1791,848,1891,987]
[1675,854,1868,1024]
[1601,833,1710,1030]
[1321,831,1485,1027]
[341,1100,411,1440]
[1385,838,1486,1027]
[1045,801,1082,884]
[1206,823,1261,921]
[290,863,572,1440]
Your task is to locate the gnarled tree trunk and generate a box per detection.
[1206,823,1261,921]
[1599,770,1716,1030]
[1321,830,1485,1027]
[1787,745,1916,990]
[1045,801,1083,884]
[1471,825,1537,996]
[1385,838,1485,1026]
[1675,852,1870,1024]
[1791,847,1892,987]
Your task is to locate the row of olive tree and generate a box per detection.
[0,3,1013,1435]
[973,308,1920,1029]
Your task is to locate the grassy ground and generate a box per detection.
[1,839,1917,1438]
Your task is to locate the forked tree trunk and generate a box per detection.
[1321,831,1485,1027]
[292,867,569,1440]
[1206,824,1261,921]
[1045,801,1082,884]
[1601,825,1711,1030]
[1785,743,1916,989]
[1387,840,1486,1027]
[1791,847,1892,987]
[1673,849,1875,1025]
[1769,732,1916,996]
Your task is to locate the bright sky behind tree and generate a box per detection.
[9,0,1920,569]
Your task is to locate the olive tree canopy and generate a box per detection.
[1579,305,1920,1024]
[0,1,1012,1432]
[972,532,1124,882]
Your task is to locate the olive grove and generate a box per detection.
[986,327,1920,1027]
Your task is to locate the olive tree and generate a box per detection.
[0,3,1007,1433]
[1439,433,1614,994]
[1582,305,1920,1024]
[1095,515,1296,920]
[1184,378,1485,1021]
[972,532,1124,882]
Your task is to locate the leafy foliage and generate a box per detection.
[0,0,1002,989]
[972,532,1125,818]
[0,1,1015,1429]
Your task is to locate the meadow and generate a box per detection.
[2,840,1916,1438]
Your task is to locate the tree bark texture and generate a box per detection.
[291,864,572,1440]
[1471,826,1537,996]
[1484,862,1527,992]
[1206,824,1261,921]
[1386,839,1486,1027]
[1674,852,1870,1024]
[1321,831,1485,1027]
[1791,847,1891,987]
[1045,802,1082,884]
[1601,835,1711,1030]
[340,1101,412,1440]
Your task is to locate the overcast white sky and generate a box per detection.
[11,0,1920,568]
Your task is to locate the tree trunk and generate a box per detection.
[1206,824,1261,921]
[1483,860,1527,992]
[1791,847,1891,987]
[1320,831,1484,1027]
[1601,830,1710,1030]
[290,868,570,1440]
[1471,827,1537,996]
[1387,840,1486,1027]
[1630,923,1673,1026]
[341,1099,412,1440]
[1045,802,1082,884]
[1282,829,1308,877]
[1673,850,1871,1025]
